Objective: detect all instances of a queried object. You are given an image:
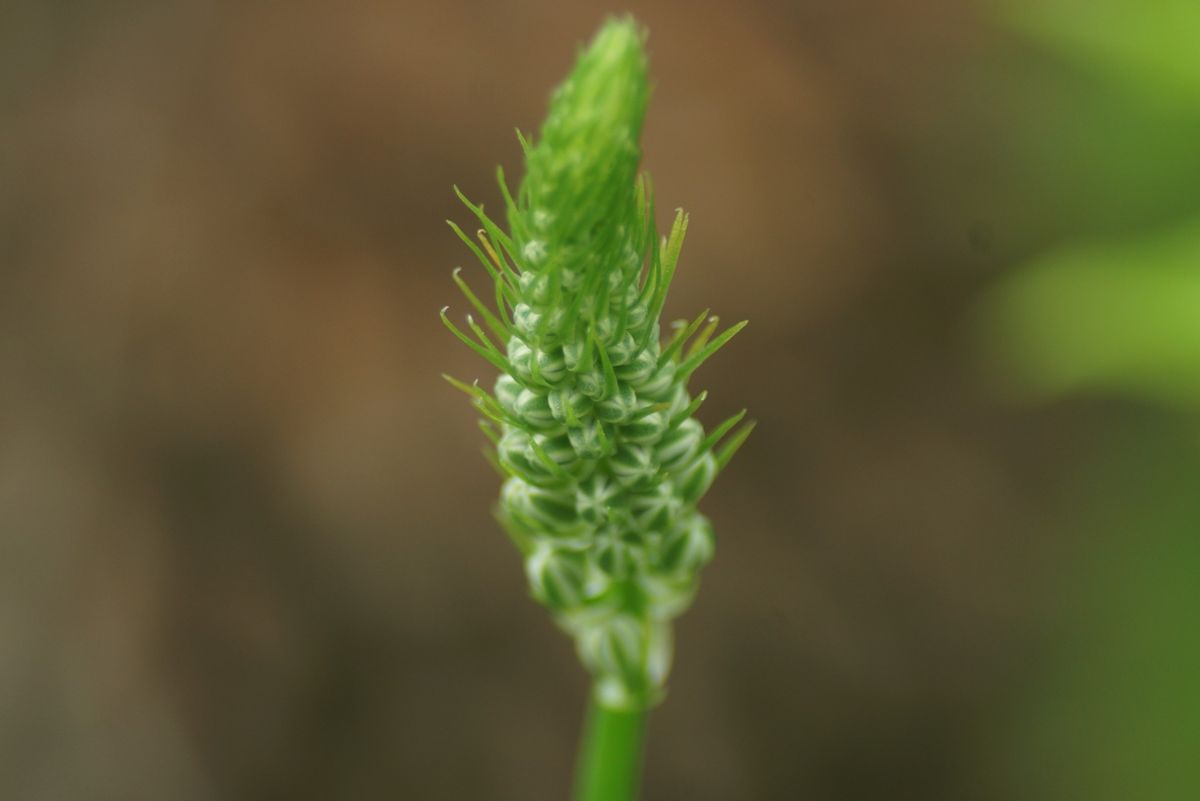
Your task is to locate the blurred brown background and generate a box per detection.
[2,1,1184,799]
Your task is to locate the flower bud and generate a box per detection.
[675,452,717,506]
[610,442,658,488]
[446,16,750,710]
[656,514,714,575]
[621,410,667,445]
[595,383,638,423]
[515,387,557,430]
[656,418,702,473]
[526,545,588,610]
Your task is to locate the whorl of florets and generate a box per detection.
[443,17,752,710]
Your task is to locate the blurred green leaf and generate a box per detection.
[980,4,1200,798]
[1003,0,1200,103]
[981,216,1200,407]
[983,0,1200,408]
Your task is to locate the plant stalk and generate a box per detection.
[573,693,649,801]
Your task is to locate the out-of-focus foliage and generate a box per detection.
[983,3,1200,800]
[983,219,1200,407]
[985,0,1200,409]
[1003,0,1200,102]
[1001,422,1200,801]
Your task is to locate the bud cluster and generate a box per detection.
[443,19,751,709]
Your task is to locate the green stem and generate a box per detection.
[572,692,649,801]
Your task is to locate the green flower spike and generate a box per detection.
[443,14,751,733]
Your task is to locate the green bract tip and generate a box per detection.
[444,17,751,711]
[518,18,648,261]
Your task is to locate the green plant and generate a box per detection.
[441,17,751,801]
[983,0,1200,410]
[972,4,1200,800]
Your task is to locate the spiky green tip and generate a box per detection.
[518,17,648,249]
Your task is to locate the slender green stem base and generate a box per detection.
[572,693,649,801]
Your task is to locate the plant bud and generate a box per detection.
[526,545,588,610]
[445,17,751,709]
